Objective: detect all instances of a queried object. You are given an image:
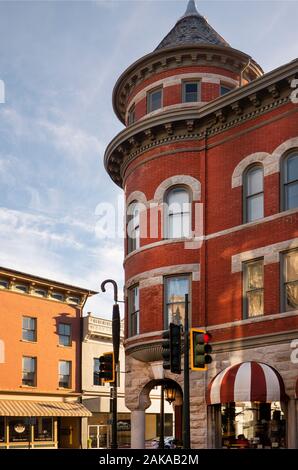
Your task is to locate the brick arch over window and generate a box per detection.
[153,175,201,203]
[232,137,298,188]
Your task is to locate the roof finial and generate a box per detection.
[183,0,200,18]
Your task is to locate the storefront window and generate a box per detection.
[0,417,5,442]
[221,402,286,448]
[8,418,30,442]
[33,417,53,441]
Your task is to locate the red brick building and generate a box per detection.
[104,1,298,448]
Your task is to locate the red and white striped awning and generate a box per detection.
[207,361,286,405]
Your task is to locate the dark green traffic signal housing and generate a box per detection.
[162,329,171,370]
[99,351,115,383]
[190,329,212,371]
[162,323,182,374]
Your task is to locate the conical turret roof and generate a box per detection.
[156,0,230,50]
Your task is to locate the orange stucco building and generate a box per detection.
[0,266,97,449]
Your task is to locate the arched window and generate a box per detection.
[282,152,298,211]
[165,187,191,238]
[127,201,140,254]
[244,166,264,223]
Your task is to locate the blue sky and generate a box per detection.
[0,0,297,316]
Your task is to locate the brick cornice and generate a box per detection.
[104,59,298,188]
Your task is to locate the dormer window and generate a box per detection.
[14,284,28,293]
[183,82,200,102]
[0,279,8,289]
[33,288,47,297]
[68,296,80,305]
[147,88,162,113]
[220,85,232,96]
[51,292,64,302]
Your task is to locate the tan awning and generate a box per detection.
[0,400,92,417]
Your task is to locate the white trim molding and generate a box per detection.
[125,263,200,291]
[153,174,201,203]
[231,137,298,188]
[231,237,298,273]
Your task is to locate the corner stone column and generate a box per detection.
[131,410,146,449]
[287,398,297,448]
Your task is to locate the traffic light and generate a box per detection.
[99,352,115,383]
[162,329,171,370]
[190,329,212,371]
[162,323,182,374]
[170,323,182,374]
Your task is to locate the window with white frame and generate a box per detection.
[147,88,162,113]
[243,259,264,318]
[183,82,200,102]
[22,356,36,386]
[58,323,71,346]
[165,186,191,238]
[127,201,140,254]
[164,275,190,327]
[282,152,298,210]
[244,165,264,222]
[22,317,37,342]
[128,285,139,337]
[282,250,298,311]
[59,360,71,388]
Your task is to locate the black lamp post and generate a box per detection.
[101,279,121,450]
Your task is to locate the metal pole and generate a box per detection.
[158,384,165,449]
[111,367,118,449]
[101,280,120,450]
[183,293,190,449]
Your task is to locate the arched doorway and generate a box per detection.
[131,378,183,449]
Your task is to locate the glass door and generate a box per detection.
[88,425,109,448]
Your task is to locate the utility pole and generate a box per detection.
[183,293,190,448]
[101,279,121,450]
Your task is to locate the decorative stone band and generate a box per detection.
[232,137,298,188]
[125,72,238,116]
[206,361,286,405]
[125,263,200,292]
[123,208,298,263]
[231,237,298,273]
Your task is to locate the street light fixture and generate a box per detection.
[165,385,177,404]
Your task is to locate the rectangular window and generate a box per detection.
[221,85,232,96]
[243,259,264,318]
[34,417,53,441]
[93,358,103,386]
[59,360,71,388]
[147,88,162,113]
[22,316,37,342]
[164,275,190,327]
[283,250,298,311]
[127,105,135,125]
[9,418,30,442]
[22,356,36,386]
[0,417,5,442]
[128,285,139,337]
[58,323,71,346]
[183,82,200,102]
